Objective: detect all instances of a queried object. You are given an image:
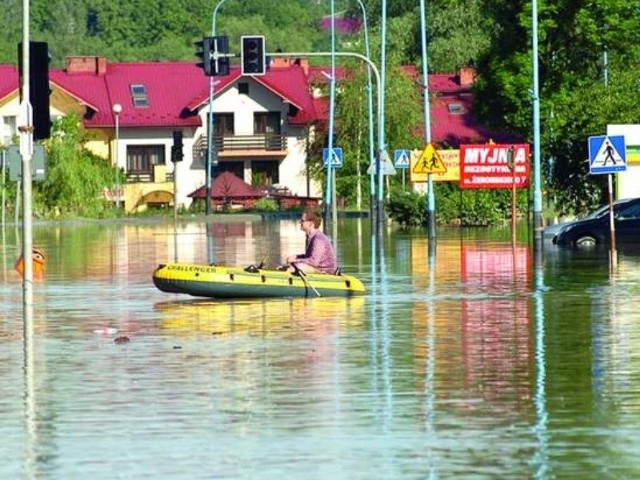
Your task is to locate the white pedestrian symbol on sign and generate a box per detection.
[588,135,626,174]
[323,147,343,167]
[593,140,623,167]
[394,149,411,169]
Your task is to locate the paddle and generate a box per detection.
[292,263,321,297]
[257,254,269,269]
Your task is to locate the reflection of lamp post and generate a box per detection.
[112,103,122,209]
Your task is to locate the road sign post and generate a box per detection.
[588,134,626,266]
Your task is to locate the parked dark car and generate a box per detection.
[552,197,640,247]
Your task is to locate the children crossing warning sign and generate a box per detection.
[413,143,447,174]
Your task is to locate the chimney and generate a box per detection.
[65,56,107,75]
[270,57,292,69]
[293,58,309,76]
[459,65,476,87]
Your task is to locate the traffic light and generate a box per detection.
[171,130,183,162]
[241,35,266,76]
[195,37,214,76]
[212,36,230,76]
[18,41,51,140]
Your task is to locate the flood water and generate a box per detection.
[1,216,639,479]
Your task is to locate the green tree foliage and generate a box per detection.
[314,14,422,208]
[0,0,330,66]
[36,114,120,218]
[474,0,640,214]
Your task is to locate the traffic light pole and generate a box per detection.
[19,0,34,327]
[274,51,383,231]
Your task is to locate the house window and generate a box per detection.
[252,160,279,187]
[254,112,281,134]
[238,82,249,95]
[130,84,149,108]
[213,161,243,179]
[206,113,234,135]
[126,145,165,172]
[1,115,17,145]
[447,103,463,114]
[254,112,283,149]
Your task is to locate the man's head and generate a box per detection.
[300,207,322,232]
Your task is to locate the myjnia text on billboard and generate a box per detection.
[459,144,530,189]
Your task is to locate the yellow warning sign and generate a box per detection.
[410,149,459,182]
[412,143,447,175]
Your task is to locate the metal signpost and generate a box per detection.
[588,134,627,267]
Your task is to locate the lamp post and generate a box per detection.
[532,0,543,250]
[324,0,337,240]
[377,0,388,231]
[419,0,435,242]
[353,0,374,216]
[112,103,122,209]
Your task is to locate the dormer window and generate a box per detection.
[130,84,149,107]
[448,103,463,114]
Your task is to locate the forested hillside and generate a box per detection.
[0,0,489,73]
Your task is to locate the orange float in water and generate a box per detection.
[15,248,47,276]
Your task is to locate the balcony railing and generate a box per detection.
[126,170,174,183]
[213,134,287,152]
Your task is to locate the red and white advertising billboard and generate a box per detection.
[459,144,530,189]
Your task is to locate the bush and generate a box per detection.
[253,198,279,212]
[386,184,526,228]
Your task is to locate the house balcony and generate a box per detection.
[193,133,288,159]
[119,164,174,213]
[125,166,174,183]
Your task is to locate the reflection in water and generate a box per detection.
[1,220,640,477]
[156,296,365,337]
[532,264,549,479]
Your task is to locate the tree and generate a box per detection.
[474,0,640,214]
[37,114,120,218]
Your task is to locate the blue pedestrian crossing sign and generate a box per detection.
[323,147,343,168]
[393,149,411,169]
[588,135,627,175]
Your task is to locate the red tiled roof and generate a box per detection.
[188,171,265,199]
[1,58,515,146]
[51,61,205,129]
[181,64,319,126]
[0,66,18,101]
[48,61,320,129]
[431,94,491,146]
[428,73,469,94]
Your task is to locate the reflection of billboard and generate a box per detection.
[461,246,532,401]
[410,149,460,182]
[411,240,535,411]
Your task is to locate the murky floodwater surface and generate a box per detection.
[1,218,639,479]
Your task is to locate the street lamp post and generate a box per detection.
[419,0,435,242]
[112,103,122,209]
[353,0,374,216]
[378,0,388,230]
[532,0,543,250]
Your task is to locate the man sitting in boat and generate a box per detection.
[285,207,337,274]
